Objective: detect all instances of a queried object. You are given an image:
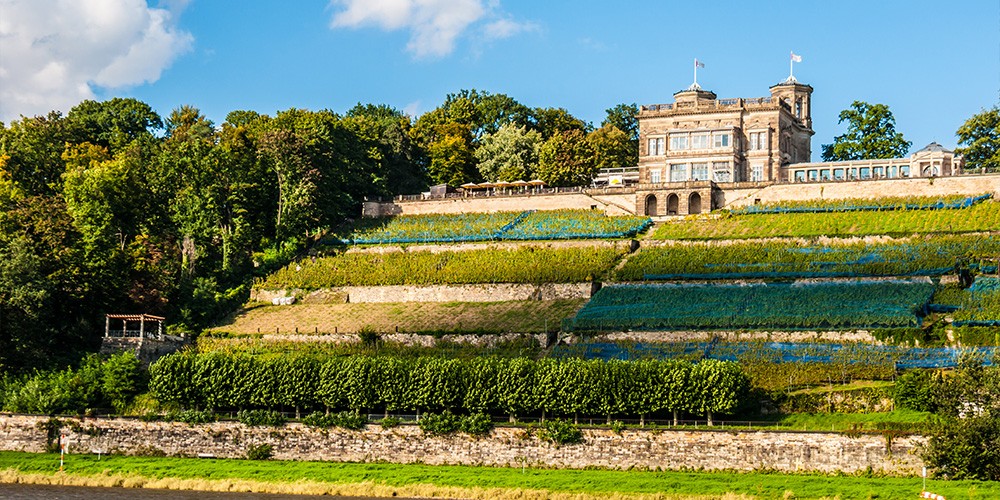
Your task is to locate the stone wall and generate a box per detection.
[254,282,593,304]
[0,415,924,474]
[365,174,1000,216]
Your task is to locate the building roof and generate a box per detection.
[914,142,952,154]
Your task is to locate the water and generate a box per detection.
[0,483,414,500]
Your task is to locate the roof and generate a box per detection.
[914,142,952,154]
[106,314,166,321]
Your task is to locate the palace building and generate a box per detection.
[631,76,964,216]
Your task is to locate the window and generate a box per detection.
[794,171,806,182]
[860,167,871,179]
[713,133,730,148]
[712,161,730,182]
[808,170,818,181]
[749,131,768,151]
[873,166,884,178]
[750,163,764,182]
[833,168,845,180]
[691,163,709,181]
[820,169,831,181]
[795,99,803,119]
[670,134,688,151]
[690,133,710,150]
[848,168,857,180]
[650,169,661,184]
[670,163,687,182]
[900,165,910,177]
[647,137,664,156]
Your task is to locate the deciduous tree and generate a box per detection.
[821,101,910,161]
[955,107,1000,173]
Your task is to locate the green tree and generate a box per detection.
[530,107,589,139]
[536,129,597,187]
[474,124,542,181]
[66,98,163,152]
[588,124,635,171]
[426,123,477,186]
[821,101,911,161]
[955,107,1000,173]
[602,103,639,143]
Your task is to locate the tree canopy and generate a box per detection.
[821,101,911,161]
[955,106,1000,173]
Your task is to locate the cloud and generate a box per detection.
[329,0,534,59]
[0,0,193,122]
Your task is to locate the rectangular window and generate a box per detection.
[820,169,831,181]
[650,169,661,183]
[713,133,730,148]
[888,166,898,178]
[670,163,687,182]
[833,168,845,180]
[750,163,764,182]
[647,137,664,156]
[670,134,688,151]
[690,133,710,150]
[873,166,884,178]
[860,167,871,179]
[900,165,910,177]
[691,162,709,181]
[794,170,806,182]
[749,131,768,151]
[808,170,818,181]
[711,161,730,182]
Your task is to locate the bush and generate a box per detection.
[460,413,493,436]
[169,409,215,425]
[302,411,336,428]
[418,410,461,435]
[237,409,287,427]
[540,419,583,445]
[246,443,274,460]
[302,411,368,430]
[380,416,401,429]
[894,370,937,412]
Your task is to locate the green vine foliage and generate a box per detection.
[149,353,751,422]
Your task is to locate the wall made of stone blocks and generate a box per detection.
[0,415,924,474]
[253,282,593,304]
[371,192,639,217]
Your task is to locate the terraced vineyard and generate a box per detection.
[261,244,627,289]
[653,199,1000,240]
[616,234,1000,280]
[341,209,652,244]
[566,280,936,332]
[733,193,991,214]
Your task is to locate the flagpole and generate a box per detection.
[789,56,794,79]
[693,59,698,87]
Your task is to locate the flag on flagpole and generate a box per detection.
[694,58,705,68]
[790,52,802,63]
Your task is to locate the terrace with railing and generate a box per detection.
[640,96,787,115]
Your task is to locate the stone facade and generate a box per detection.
[0,415,925,474]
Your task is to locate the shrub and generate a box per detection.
[418,410,461,435]
[246,443,274,460]
[540,419,583,445]
[333,411,368,430]
[302,411,337,428]
[237,409,287,427]
[894,370,937,412]
[460,413,493,436]
[169,409,214,425]
[380,416,402,429]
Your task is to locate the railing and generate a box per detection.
[105,329,164,340]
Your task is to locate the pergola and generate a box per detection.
[105,314,166,339]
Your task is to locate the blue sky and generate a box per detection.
[2,0,997,160]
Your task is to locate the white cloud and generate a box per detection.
[0,0,193,122]
[329,0,534,59]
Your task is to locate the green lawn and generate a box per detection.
[1,451,997,499]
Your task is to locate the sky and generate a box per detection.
[1,0,998,161]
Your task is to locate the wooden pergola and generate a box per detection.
[105,314,166,339]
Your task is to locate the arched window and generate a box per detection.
[666,193,679,215]
[689,192,702,214]
[644,194,658,216]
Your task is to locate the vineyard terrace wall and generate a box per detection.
[363,174,1000,216]
[0,415,924,475]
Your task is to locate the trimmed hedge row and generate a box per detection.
[149,354,750,422]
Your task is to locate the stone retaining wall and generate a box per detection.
[0,415,924,474]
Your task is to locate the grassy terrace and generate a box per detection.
[260,244,626,289]
[3,452,998,499]
[653,200,1000,240]
[209,299,584,336]
[616,234,999,280]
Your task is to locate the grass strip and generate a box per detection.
[1,452,998,499]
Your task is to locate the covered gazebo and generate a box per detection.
[104,314,165,340]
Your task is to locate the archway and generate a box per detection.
[688,192,702,214]
[666,193,679,215]
[644,194,658,216]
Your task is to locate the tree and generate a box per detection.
[426,123,477,186]
[821,101,911,161]
[955,107,1000,173]
[588,124,635,171]
[530,107,589,139]
[474,124,542,181]
[536,129,596,187]
[602,103,639,143]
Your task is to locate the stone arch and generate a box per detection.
[643,194,658,216]
[666,193,679,215]
[688,192,702,214]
